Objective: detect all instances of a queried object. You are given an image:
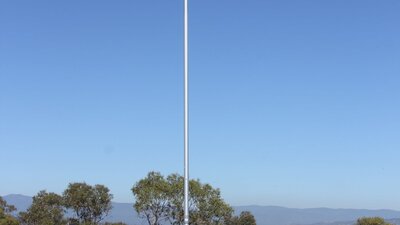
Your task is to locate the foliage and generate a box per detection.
[0,197,19,225]
[63,183,113,224]
[19,190,66,225]
[131,172,171,225]
[0,198,16,215]
[166,174,233,225]
[0,216,19,225]
[132,172,236,225]
[4,172,257,225]
[229,211,257,225]
[357,217,393,225]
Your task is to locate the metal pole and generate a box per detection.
[183,0,189,224]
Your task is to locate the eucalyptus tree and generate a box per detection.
[131,172,171,225]
[63,182,113,225]
[132,172,235,225]
[228,211,257,225]
[165,173,233,225]
[19,191,66,225]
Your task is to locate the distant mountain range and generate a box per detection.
[3,194,400,225]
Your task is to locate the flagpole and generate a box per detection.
[183,0,189,224]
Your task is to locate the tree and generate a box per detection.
[165,173,233,225]
[0,197,19,225]
[131,172,171,225]
[189,179,233,225]
[132,172,235,225]
[229,211,256,225]
[19,191,66,225]
[357,217,393,225]
[0,215,19,225]
[63,182,113,225]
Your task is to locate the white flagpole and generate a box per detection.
[183,0,189,224]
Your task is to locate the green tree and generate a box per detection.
[132,172,234,225]
[229,211,256,225]
[357,217,393,225]
[0,215,19,225]
[131,172,171,225]
[19,190,66,225]
[190,180,233,225]
[0,197,19,225]
[63,183,113,225]
[166,174,233,225]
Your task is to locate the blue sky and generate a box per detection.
[1,0,399,209]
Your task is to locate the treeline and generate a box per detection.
[0,171,256,225]
[1,183,117,225]
[2,172,394,225]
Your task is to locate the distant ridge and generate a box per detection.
[3,194,400,225]
[3,194,32,212]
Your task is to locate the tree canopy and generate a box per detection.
[63,183,113,225]
[132,171,254,225]
[19,191,66,225]
[3,172,257,225]
[229,211,257,225]
[131,172,171,225]
[357,217,393,225]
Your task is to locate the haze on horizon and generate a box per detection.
[1,0,399,210]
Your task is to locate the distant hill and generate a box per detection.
[3,194,400,225]
[3,194,32,212]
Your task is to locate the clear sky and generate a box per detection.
[1,0,399,209]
